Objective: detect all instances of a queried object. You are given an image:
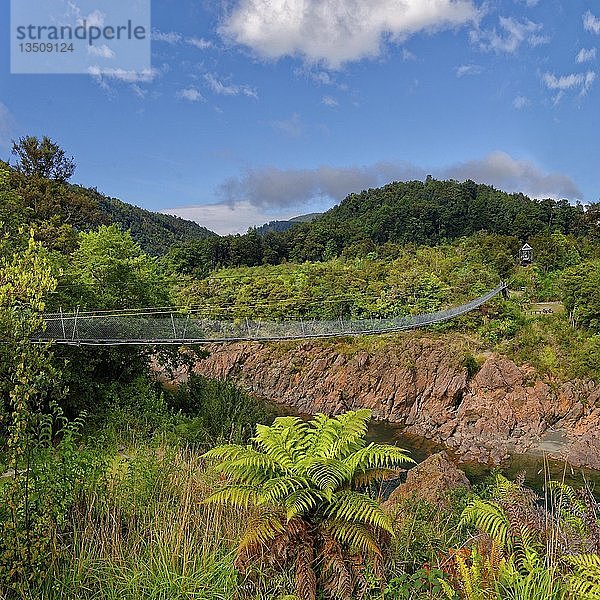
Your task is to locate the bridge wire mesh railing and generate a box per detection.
[32,283,507,346]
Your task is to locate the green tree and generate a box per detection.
[59,224,170,310]
[203,409,413,600]
[11,135,76,182]
[529,232,580,273]
[561,260,600,330]
[0,163,28,255]
[0,233,67,590]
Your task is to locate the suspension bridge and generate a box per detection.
[30,283,508,346]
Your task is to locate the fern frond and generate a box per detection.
[455,549,479,600]
[306,410,371,460]
[253,422,301,469]
[325,520,382,556]
[305,413,343,459]
[203,484,260,508]
[438,577,458,599]
[511,524,542,573]
[461,499,510,548]
[352,468,401,488]
[548,480,587,512]
[202,443,248,461]
[237,510,286,555]
[499,562,566,600]
[566,551,600,596]
[284,488,329,520]
[259,476,312,504]
[319,530,353,599]
[566,553,600,572]
[295,542,317,600]
[326,490,393,533]
[299,457,353,492]
[327,409,372,459]
[492,474,522,500]
[345,443,413,476]
[214,447,284,483]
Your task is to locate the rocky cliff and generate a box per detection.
[184,336,600,470]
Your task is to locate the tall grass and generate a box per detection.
[34,447,245,600]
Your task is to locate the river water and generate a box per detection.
[367,420,600,495]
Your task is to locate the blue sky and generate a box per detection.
[1,0,600,234]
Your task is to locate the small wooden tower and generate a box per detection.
[520,243,533,266]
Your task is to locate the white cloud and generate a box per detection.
[220,0,480,68]
[216,162,422,209]
[515,0,539,7]
[204,73,258,98]
[528,34,550,47]
[322,95,339,107]
[151,30,183,44]
[448,152,582,199]
[542,70,596,98]
[87,44,115,59]
[305,70,334,85]
[152,29,214,50]
[584,10,600,34]
[576,47,596,63]
[293,68,349,92]
[131,84,147,98]
[270,113,304,137]
[513,95,530,109]
[78,8,105,27]
[88,66,160,83]
[401,48,416,61]
[456,63,482,77]
[187,37,213,49]
[177,87,205,102]
[471,16,545,53]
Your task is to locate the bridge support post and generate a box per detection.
[71,307,79,342]
[59,308,66,340]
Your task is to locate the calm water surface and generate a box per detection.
[367,419,600,495]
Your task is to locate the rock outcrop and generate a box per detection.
[180,337,600,470]
[384,452,471,509]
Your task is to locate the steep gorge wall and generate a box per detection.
[187,337,600,470]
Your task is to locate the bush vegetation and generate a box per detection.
[1,140,600,597]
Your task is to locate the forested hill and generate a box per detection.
[306,178,589,248]
[254,212,323,235]
[166,177,599,275]
[1,160,215,255]
[79,187,216,255]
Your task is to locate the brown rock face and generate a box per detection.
[186,337,600,470]
[384,451,471,509]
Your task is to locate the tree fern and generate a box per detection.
[202,409,412,599]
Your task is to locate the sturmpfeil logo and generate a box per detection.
[10,0,151,75]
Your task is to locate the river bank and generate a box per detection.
[166,335,600,473]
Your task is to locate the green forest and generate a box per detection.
[0,137,599,599]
